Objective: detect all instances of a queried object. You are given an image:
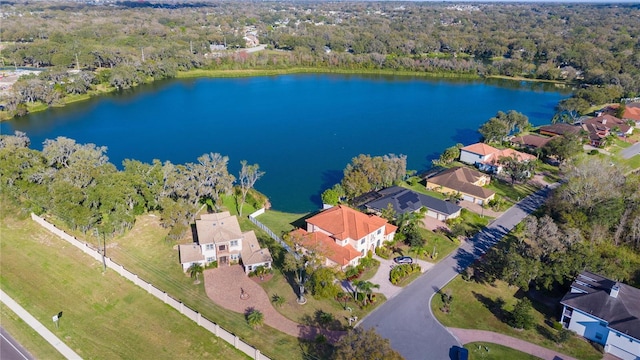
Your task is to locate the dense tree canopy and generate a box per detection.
[1,2,639,117]
[0,132,247,241]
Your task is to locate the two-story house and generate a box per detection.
[560,271,640,360]
[290,205,397,270]
[459,143,536,174]
[179,212,272,274]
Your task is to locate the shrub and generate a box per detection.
[510,298,534,330]
[588,149,599,155]
[375,246,392,259]
[389,263,421,284]
[271,294,285,307]
[556,328,573,344]
[552,321,563,331]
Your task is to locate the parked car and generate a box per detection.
[393,256,413,264]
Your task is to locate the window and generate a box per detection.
[230,254,238,260]
[248,265,252,271]
[595,333,603,340]
[219,245,226,251]
[360,238,365,245]
[206,257,214,262]
[377,229,382,235]
[205,244,214,251]
[230,240,238,247]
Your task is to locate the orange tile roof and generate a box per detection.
[461,143,500,156]
[306,205,390,241]
[290,229,361,266]
[624,104,640,121]
[490,148,537,164]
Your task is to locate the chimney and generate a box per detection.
[602,118,607,125]
[610,283,620,298]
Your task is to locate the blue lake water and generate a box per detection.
[1,74,569,213]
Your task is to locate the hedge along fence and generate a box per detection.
[30,213,270,360]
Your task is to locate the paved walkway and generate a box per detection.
[450,328,578,360]
[203,265,344,342]
[0,290,81,360]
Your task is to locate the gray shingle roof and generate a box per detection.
[561,271,640,340]
[364,186,461,216]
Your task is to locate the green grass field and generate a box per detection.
[0,211,247,360]
[464,342,541,360]
[431,277,601,360]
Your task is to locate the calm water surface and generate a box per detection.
[1,74,569,213]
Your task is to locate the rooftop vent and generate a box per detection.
[610,284,619,298]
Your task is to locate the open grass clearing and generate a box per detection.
[0,211,247,360]
[400,180,448,200]
[255,209,312,238]
[431,277,602,360]
[464,342,541,360]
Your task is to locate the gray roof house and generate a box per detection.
[363,186,462,221]
[560,271,640,360]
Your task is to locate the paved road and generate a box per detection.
[620,141,640,159]
[359,185,556,360]
[0,327,34,360]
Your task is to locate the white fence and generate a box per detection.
[248,208,293,255]
[31,214,269,360]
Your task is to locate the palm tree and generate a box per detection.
[246,309,264,328]
[188,263,204,284]
[352,280,380,306]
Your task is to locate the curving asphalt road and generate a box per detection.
[359,185,556,360]
[0,327,34,360]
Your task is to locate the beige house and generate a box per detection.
[179,212,272,274]
[426,167,495,205]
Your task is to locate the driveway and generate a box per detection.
[343,255,434,300]
[204,265,343,341]
[359,184,557,360]
[620,141,640,159]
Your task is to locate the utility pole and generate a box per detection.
[190,40,193,54]
[141,47,145,62]
[75,53,80,70]
[102,232,107,272]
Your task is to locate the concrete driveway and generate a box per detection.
[620,141,640,159]
[343,255,434,300]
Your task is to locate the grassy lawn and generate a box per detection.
[0,211,247,360]
[0,304,65,360]
[431,277,602,360]
[400,180,447,200]
[464,342,541,360]
[486,179,540,203]
[255,209,312,238]
[256,269,385,330]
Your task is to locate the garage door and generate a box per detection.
[462,195,474,202]
[607,344,637,360]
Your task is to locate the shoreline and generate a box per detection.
[2,67,571,122]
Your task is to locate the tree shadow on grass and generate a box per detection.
[536,324,557,342]
[472,291,509,324]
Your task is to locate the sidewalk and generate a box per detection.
[0,290,81,360]
[449,327,578,360]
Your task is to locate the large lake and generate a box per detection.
[1,74,569,213]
